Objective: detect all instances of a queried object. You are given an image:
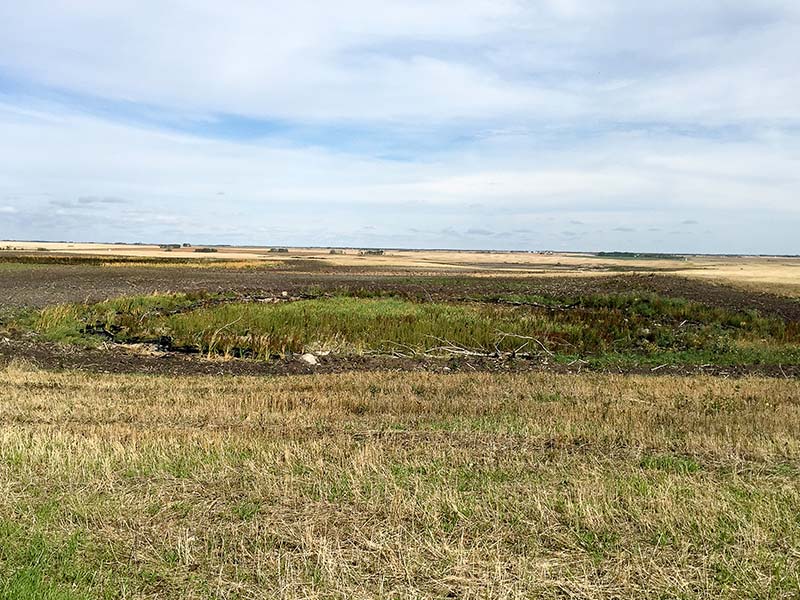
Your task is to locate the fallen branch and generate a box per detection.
[495,331,555,356]
[458,296,579,311]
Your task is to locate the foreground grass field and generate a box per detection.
[1,363,799,599]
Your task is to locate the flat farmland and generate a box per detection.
[1,249,799,599]
[4,241,800,296]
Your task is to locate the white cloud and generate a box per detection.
[0,1,798,123]
[0,1,798,252]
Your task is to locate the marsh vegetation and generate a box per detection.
[22,291,800,367]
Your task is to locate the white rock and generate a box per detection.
[300,353,318,365]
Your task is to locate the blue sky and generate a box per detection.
[0,0,798,252]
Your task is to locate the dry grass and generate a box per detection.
[679,259,800,298]
[1,363,799,598]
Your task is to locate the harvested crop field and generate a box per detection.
[2,365,800,598]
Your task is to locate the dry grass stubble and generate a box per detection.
[1,363,799,598]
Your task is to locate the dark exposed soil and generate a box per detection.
[2,335,797,379]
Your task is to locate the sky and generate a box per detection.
[0,1,798,253]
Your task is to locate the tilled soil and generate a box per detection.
[2,262,800,320]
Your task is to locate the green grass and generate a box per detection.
[26,292,215,345]
[640,454,702,474]
[0,522,113,600]
[20,292,800,366]
[0,262,47,272]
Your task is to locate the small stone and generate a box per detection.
[300,353,318,365]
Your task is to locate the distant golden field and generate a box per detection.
[3,240,798,296]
